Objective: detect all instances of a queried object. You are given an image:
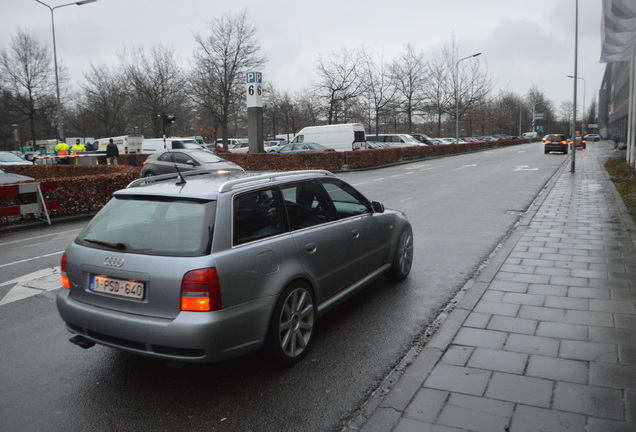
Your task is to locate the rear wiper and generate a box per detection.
[84,238,127,250]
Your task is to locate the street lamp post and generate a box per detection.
[34,0,97,143]
[455,52,481,144]
[567,74,586,133]
[570,0,579,173]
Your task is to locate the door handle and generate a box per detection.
[305,242,317,253]
[351,229,360,238]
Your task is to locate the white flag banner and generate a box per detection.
[601,0,636,63]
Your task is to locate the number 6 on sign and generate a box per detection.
[246,71,263,107]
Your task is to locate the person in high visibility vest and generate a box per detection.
[71,139,86,165]
[54,141,70,164]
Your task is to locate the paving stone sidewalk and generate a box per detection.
[346,142,636,432]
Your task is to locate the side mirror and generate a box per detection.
[186,160,195,166]
[371,201,385,213]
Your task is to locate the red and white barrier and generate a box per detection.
[0,181,59,224]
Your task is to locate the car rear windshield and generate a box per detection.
[76,196,214,256]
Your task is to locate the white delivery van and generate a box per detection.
[141,138,204,153]
[94,135,143,154]
[289,123,366,152]
[522,132,538,139]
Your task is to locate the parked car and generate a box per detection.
[584,134,601,142]
[366,141,391,149]
[0,151,32,166]
[0,168,34,184]
[366,134,424,147]
[56,170,413,365]
[409,133,435,145]
[229,142,250,153]
[278,142,335,153]
[543,134,568,154]
[141,149,243,177]
[264,140,286,153]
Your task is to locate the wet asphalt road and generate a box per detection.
[0,142,568,431]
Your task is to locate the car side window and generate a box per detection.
[233,188,285,246]
[319,179,372,219]
[280,180,334,230]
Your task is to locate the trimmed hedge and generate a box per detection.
[1,138,535,224]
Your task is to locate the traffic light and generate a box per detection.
[162,113,176,126]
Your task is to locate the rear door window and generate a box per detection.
[233,187,285,246]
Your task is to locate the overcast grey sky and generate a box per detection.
[2,0,605,116]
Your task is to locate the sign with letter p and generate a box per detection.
[246,72,263,107]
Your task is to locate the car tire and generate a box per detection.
[387,226,413,281]
[267,281,316,365]
[143,171,156,177]
[544,149,549,154]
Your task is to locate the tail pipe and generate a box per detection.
[69,335,95,349]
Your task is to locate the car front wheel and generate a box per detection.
[388,226,414,280]
[267,282,315,365]
[143,171,155,177]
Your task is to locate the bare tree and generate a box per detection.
[423,49,452,137]
[120,44,189,138]
[0,28,57,144]
[80,63,130,137]
[445,41,493,138]
[362,49,397,137]
[391,44,427,133]
[315,47,367,124]
[191,10,266,151]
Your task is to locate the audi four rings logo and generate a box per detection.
[104,257,124,267]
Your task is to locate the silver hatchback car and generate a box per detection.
[57,170,413,365]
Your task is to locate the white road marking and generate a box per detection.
[0,267,61,306]
[515,165,539,171]
[0,251,64,269]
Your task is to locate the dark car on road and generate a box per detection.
[543,134,568,154]
[56,170,413,365]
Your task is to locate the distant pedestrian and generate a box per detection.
[613,134,620,151]
[106,138,119,165]
[54,141,70,164]
[71,139,86,165]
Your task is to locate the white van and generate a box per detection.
[522,132,538,139]
[289,124,366,152]
[94,135,143,154]
[141,138,204,153]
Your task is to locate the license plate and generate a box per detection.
[89,275,144,300]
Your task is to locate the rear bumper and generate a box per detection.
[56,289,276,362]
[544,144,568,153]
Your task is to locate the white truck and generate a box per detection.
[289,124,366,152]
[141,137,204,153]
[93,135,143,154]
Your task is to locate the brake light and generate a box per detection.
[545,140,553,144]
[180,268,221,311]
[61,252,70,289]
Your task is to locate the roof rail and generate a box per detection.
[218,170,334,193]
[126,169,224,189]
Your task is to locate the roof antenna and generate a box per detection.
[170,150,187,185]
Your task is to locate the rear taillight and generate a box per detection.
[61,252,70,289]
[180,268,221,312]
[560,140,567,145]
[545,140,553,144]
